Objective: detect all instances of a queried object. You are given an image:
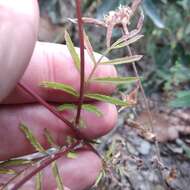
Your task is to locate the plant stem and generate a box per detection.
[18,83,87,141]
[126,45,161,160]
[126,46,154,130]
[8,141,79,190]
[126,45,161,156]
[75,0,85,126]
[126,45,168,188]
[86,48,110,84]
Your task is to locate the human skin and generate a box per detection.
[0,1,118,190]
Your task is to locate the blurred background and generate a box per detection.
[38,1,190,189]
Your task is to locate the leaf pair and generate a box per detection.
[65,30,143,70]
[41,76,138,97]
[42,81,129,106]
[57,103,103,117]
[20,124,65,190]
[110,34,144,50]
[84,93,128,106]
[41,76,138,108]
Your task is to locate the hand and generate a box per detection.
[0,1,117,190]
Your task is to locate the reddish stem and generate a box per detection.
[75,0,85,126]
[9,141,79,190]
[17,82,87,141]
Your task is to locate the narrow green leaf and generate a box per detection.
[82,104,103,117]
[58,103,102,117]
[100,55,143,65]
[83,30,96,64]
[0,168,17,175]
[110,35,128,48]
[79,118,86,129]
[105,140,116,160]
[169,90,190,108]
[0,159,32,167]
[94,170,104,186]
[85,93,127,106]
[92,77,138,84]
[67,151,78,159]
[51,161,64,190]
[65,136,77,145]
[35,171,42,190]
[20,124,45,153]
[169,95,190,108]
[44,129,60,149]
[111,35,144,49]
[40,81,78,97]
[176,91,190,98]
[57,103,76,111]
[94,172,103,187]
[65,30,80,71]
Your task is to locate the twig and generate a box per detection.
[126,45,168,188]
[126,45,162,156]
[75,0,85,126]
[18,82,87,141]
[8,141,79,190]
[73,0,104,170]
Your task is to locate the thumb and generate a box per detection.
[0,0,39,102]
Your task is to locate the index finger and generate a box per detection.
[3,42,117,104]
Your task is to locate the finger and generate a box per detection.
[39,149,102,190]
[3,41,117,104]
[0,149,101,190]
[0,0,39,102]
[0,102,117,160]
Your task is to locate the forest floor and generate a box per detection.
[92,99,190,190]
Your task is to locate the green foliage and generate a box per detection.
[41,81,78,97]
[51,161,64,190]
[57,103,76,111]
[143,0,190,107]
[137,0,190,107]
[44,128,60,149]
[110,35,144,50]
[100,55,143,65]
[67,151,78,159]
[84,30,96,64]
[85,93,128,106]
[20,124,65,190]
[0,168,17,175]
[169,91,190,108]
[57,103,103,117]
[20,124,45,153]
[65,30,80,71]
[0,159,32,167]
[35,171,42,190]
[94,170,106,187]
[163,61,190,91]
[79,118,86,128]
[96,0,190,108]
[92,76,138,84]
[82,104,103,116]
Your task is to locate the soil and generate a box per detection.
[91,103,190,190]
